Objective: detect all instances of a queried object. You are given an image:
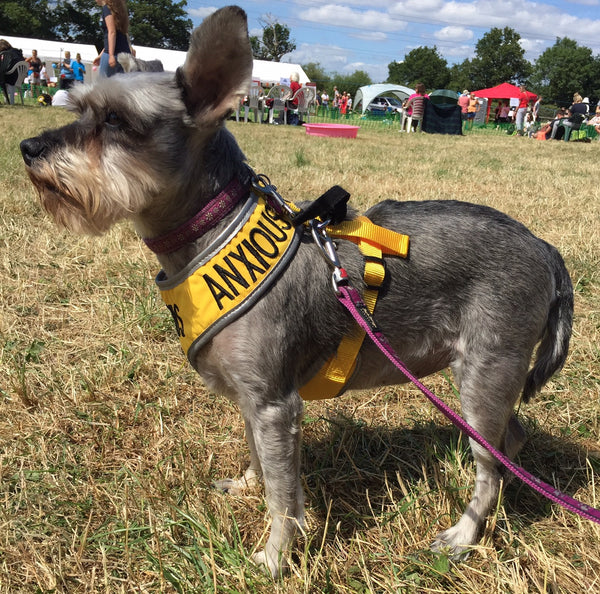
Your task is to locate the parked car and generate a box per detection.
[366,96,403,114]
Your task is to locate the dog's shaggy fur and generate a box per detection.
[20,6,573,577]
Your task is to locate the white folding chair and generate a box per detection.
[266,85,290,124]
[4,61,29,105]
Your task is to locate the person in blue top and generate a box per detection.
[93,0,131,77]
[60,50,75,89]
[72,53,86,84]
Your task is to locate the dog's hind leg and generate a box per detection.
[504,413,527,459]
[245,393,306,576]
[432,356,528,558]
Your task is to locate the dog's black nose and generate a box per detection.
[20,137,46,166]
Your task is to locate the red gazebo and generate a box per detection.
[472,82,537,122]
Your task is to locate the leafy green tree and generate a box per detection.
[331,70,372,101]
[128,0,192,50]
[301,62,331,89]
[530,37,598,106]
[387,46,449,90]
[447,60,475,93]
[53,0,100,46]
[0,0,54,38]
[469,27,531,88]
[1,0,192,50]
[250,16,295,61]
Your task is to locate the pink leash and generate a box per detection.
[256,174,600,526]
[336,282,600,526]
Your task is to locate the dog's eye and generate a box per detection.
[105,111,121,128]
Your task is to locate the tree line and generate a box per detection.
[387,27,600,108]
[3,2,599,107]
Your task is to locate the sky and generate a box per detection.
[185,0,600,83]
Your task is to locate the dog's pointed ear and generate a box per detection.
[178,6,252,121]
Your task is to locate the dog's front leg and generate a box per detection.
[246,393,305,577]
[214,418,263,495]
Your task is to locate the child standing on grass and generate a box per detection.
[72,53,86,84]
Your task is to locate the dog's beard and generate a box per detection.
[26,145,161,235]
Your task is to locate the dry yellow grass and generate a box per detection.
[1,106,599,593]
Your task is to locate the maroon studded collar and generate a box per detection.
[143,178,249,254]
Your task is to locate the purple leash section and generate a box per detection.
[257,175,600,527]
[336,282,600,527]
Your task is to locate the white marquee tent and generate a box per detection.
[250,59,310,85]
[2,35,99,64]
[3,35,309,85]
[354,83,415,114]
[128,48,310,83]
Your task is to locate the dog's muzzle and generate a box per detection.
[20,137,46,167]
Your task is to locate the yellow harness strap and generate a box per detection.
[299,216,409,400]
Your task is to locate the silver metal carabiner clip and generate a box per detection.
[252,173,297,220]
[310,219,348,294]
[310,219,339,268]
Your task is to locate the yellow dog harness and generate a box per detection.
[299,217,409,400]
[156,185,409,400]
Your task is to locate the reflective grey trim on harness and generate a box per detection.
[156,190,303,364]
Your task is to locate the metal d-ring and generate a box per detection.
[309,219,348,294]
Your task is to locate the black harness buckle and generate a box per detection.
[291,185,350,227]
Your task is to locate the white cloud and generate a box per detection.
[300,4,408,32]
[443,44,475,58]
[286,42,349,71]
[388,0,600,41]
[402,0,446,11]
[350,31,389,41]
[286,42,390,81]
[434,26,474,42]
[188,6,218,20]
[518,37,554,62]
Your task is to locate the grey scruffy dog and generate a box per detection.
[117,52,164,73]
[20,5,573,578]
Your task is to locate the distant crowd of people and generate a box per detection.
[457,84,599,141]
[534,94,600,141]
[1,0,131,105]
[0,39,88,104]
[317,86,352,115]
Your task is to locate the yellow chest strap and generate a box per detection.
[156,193,302,362]
[299,217,409,400]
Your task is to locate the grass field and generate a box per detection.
[1,104,599,593]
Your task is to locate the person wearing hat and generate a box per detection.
[582,97,590,115]
[458,90,470,126]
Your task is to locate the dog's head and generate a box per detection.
[20,6,252,236]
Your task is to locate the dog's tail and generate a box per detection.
[522,247,574,402]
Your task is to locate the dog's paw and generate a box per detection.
[213,477,248,495]
[431,528,473,561]
[213,469,261,495]
[252,549,288,578]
